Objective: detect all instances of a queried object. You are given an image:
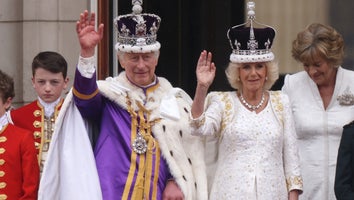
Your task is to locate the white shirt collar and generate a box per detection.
[0,113,9,131]
[38,97,61,117]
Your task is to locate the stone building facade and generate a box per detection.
[1,0,352,106]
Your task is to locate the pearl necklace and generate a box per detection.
[240,92,265,111]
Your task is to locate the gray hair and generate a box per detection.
[117,50,160,61]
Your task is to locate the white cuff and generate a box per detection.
[77,56,96,78]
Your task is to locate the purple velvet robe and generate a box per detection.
[73,69,171,200]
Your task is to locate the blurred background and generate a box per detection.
[1,0,353,106]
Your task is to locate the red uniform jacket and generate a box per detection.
[9,100,63,163]
[0,124,39,199]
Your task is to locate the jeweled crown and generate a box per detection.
[114,0,161,53]
[227,1,276,63]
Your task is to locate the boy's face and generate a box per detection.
[0,97,11,117]
[32,68,69,104]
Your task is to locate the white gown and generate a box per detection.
[282,67,354,200]
[191,91,302,200]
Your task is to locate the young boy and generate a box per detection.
[0,70,39,199]
[8,51,69,173]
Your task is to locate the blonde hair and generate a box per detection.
[225,61,279,90]
[292,23,344,68]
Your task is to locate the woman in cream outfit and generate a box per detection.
[190,6,303,197]
[282,23,354,200]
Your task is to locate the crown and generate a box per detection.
[227,1,276,63]
[114,0,161,53]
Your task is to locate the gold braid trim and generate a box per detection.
[122,95,138,199]
[72,87,99,100]
[124,94,161,199]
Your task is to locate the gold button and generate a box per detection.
[34,142,40,149]
[0,160,5,165]
[0,137,6,143]
[33,121,41,128]
[0,171,5,177]
[33,110,41,117]
[0,194,7,199]
[0,149,5,154]
[33,131,41,139]
[0,182,6,189]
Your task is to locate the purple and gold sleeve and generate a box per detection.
[73,68,103,120]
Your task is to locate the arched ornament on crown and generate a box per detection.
[227,1,277,63]
[114,0,161,53]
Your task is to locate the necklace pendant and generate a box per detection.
[240,92,265,111]
[132,134,147,154]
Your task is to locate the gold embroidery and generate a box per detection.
[0,137,6,143]
[41,116,55,152]
[270,91,283,124]
[39,115,55,173]
[0,182,6,189]
[286,176,303,191]
[190,117,205,128]
[220,92,233,133]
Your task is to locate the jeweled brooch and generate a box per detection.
[337,87,354,106]
[132,134,147,154]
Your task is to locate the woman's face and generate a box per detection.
[303,57,337,87]
[239,62,267,93]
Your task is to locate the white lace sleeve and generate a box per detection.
[77,56,96,78]
[190,92,227,136]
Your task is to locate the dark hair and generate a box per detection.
[0,70,15,103]
[32,51,68,78]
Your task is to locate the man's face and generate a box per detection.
[119,52,159,86]
[32,68,69,103]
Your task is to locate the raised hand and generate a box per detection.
[191,50,216,118]
[76,10,104,58]
[196,50,216,89]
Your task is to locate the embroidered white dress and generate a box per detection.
[282,66,354,200]
[191,91,302,200]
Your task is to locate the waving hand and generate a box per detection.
[196,50,216,89]
[191,50,216,118]
[76,10,104,58]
